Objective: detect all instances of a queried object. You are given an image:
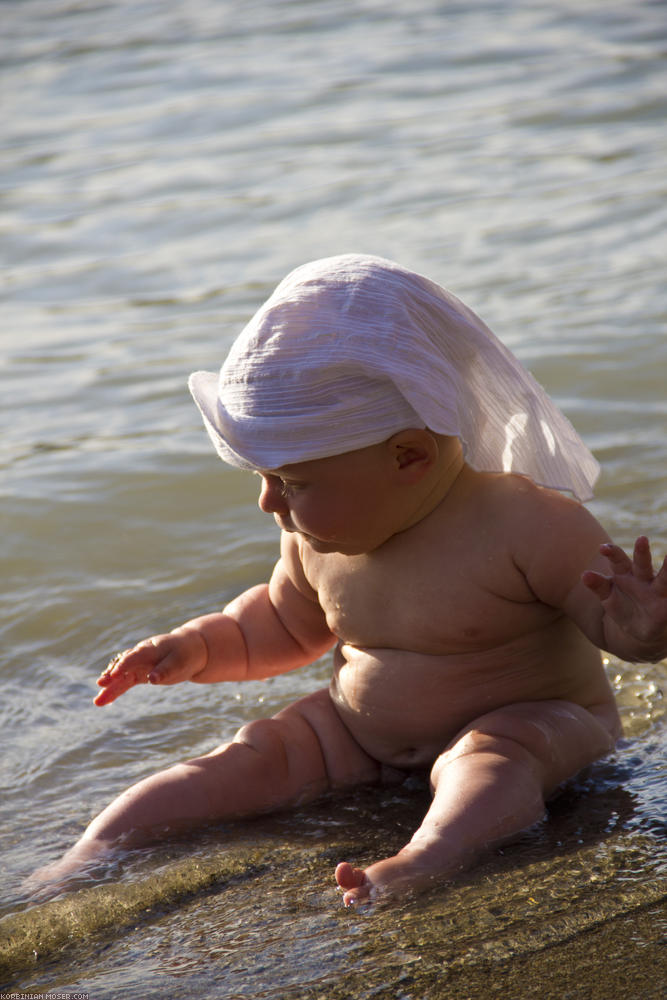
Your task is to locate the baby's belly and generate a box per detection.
[328,626,609,768]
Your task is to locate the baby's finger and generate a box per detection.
[96,651,128,686]
[599,542,633,575]
[146,647,192,685]
[94,672,138,706]
[108,640,163,679]
[95,643,159,696]
[653,552,667,595]
[631,536,655,582]
[581,570,613,601]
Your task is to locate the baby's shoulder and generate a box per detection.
[476,471,609,605]
[469,469,587,519]
[459,468,605,557]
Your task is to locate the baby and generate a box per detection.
[34,255,667,905]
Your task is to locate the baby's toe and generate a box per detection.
[335,861,365,890]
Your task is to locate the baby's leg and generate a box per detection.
[336,699,619,905]
[29,688,382,892]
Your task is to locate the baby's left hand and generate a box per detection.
[582,536,667,658]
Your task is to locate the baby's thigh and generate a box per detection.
[435,699,617,796]
[271,688,385,790]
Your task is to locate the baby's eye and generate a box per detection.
[255,471,304,499]
[279,478,302,498]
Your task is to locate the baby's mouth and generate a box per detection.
[274,514,296,532]
[273,516,333,550]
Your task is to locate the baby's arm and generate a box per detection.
[515,485,667,662]
[95,533,335,705]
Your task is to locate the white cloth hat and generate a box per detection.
[189,254,599,501]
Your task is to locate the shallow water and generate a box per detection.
[1,0,666,996]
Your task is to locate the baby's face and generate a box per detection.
[255,443,404,555]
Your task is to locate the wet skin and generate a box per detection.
[28,433,667,904]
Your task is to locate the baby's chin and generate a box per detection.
[276,519,379,555]
[301,534,347,553]
[298,533,378,556]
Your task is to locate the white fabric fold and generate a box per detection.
[189,254,599,501]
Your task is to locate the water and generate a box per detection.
[1,0,666,995]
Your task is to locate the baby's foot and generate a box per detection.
[335,846,444,906]
[22,863,80,902]
[335,861,371,905]
[22,842,114,901]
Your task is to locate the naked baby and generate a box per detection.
[34,254,667,905]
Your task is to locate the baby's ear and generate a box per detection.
[387,429,438,480]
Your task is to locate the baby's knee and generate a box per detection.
[233,717,290,775]
[232,713,325,795]
[434,701,615,792]
[433,724,540,786]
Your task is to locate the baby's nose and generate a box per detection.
[258,475,289,515]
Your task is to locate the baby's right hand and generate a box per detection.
[94,629,208,706]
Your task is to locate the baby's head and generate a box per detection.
[251,429,460,554]
[189,254,462,472]
[189,254,599,502]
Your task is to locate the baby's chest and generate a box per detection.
[309,552,537,651]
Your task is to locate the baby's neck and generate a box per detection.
[435,436,466,493]
[401,437,466,534]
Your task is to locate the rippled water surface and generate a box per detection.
[1,0,666,996]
